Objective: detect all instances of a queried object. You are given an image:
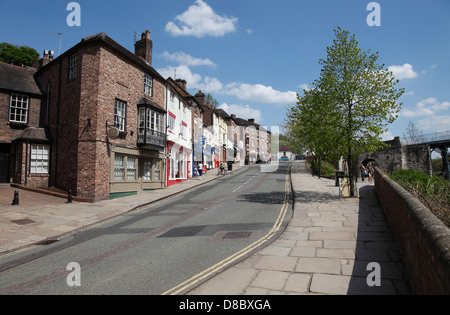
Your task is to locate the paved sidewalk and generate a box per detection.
[189,161,411,295]
[0,166,242,254]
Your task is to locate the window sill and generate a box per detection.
[8,121,28,128]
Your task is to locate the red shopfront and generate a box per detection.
[166,141,191,187]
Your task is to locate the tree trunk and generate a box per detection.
[347,153,355,197]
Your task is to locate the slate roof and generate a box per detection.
[0,62,42,96]
[279,145,293,152]
[11,127,51,142]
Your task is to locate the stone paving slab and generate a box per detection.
[189,161,411,295]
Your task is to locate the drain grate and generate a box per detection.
[34,239,60,246]
[11,218,35,225]
[222,231,252,240]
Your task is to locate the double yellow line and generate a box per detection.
[162,164,292,295]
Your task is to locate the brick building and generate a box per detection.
[30,30,167,201]
[0,61,47,186]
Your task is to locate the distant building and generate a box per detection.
[278,145,295,160]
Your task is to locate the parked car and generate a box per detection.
[280,156,289,161]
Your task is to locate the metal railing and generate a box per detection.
[137,129,166,149]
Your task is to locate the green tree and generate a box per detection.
[286,27,404,195]
[0,43,40,67]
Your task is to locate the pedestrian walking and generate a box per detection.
[360,163,366,182]
[198,162,203,181]
[367,162,374,183]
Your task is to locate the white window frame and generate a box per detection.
[168,115,176,131]
[127,157,137,181]
[169,92,175,108]
[9,94,29,124]
[114,155,125,181]
[30,144,50,174]
[144,74,153,96]
[114,99,127,132]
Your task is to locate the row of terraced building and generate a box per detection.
[0,30,272,202]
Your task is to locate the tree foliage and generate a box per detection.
[0,42,40,67]
[286,27,404,195]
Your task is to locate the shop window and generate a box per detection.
[143,160,152,181]
[114,155,125,181]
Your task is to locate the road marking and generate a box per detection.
[162,166,291,295]
[231,172,259,194]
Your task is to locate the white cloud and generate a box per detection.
[165,0,238,38]
[388,63,418,80]
[157,65,202,86]
[219,103,263,123]
[381,130,395,141]
[157,64,296,105]
[226,83,297,105]
[418,115,450,132]
[403,91,415,97]
[402,97,450,118]
[246,29,253,35]
[161,51,216,67]
[299,83,311,92]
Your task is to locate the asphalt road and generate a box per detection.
[0,162,293,295]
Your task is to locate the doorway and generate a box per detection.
[0,144,10,183]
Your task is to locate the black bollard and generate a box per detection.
[67,190,73,204]
[12,191,19,206]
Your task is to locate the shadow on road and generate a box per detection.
[236,191,287,205]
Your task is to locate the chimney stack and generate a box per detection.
[38,50,53,68]
[134,30,153,65]
[175,79,187,91]
[248,119,255,123]
[195,90,205,106]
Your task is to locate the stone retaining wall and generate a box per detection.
[374,167,450,294]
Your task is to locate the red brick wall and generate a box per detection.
[37,40,166,201]
[374,167,450,294]
[0,90,42,143]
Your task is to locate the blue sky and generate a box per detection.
[1,0,449,139]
